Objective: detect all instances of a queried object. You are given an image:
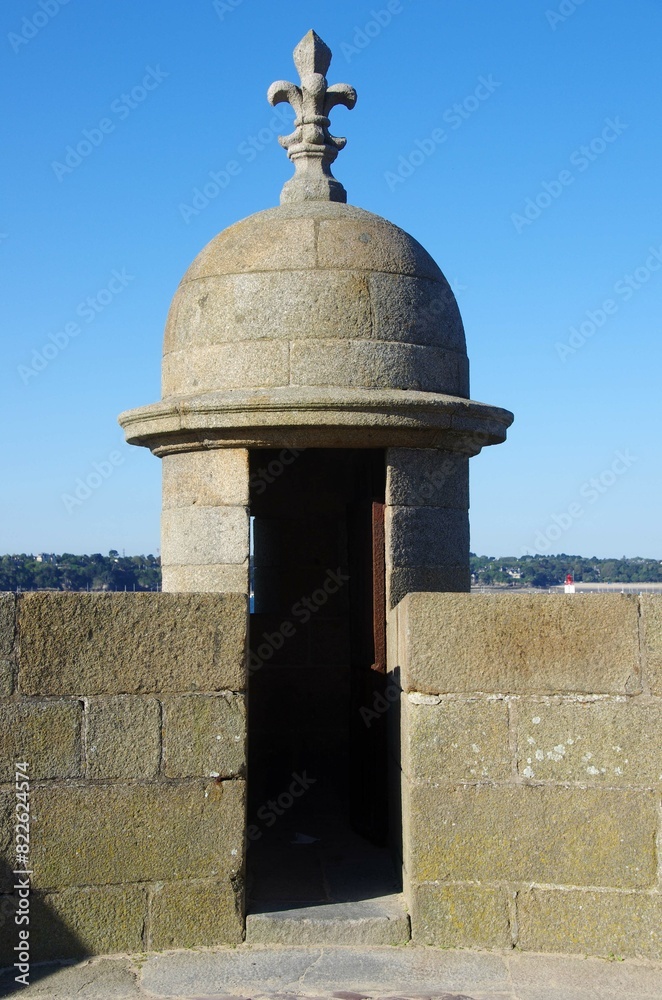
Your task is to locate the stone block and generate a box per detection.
[236,270,371,342]
[387,565,470,611]
[0,593,16,697]
[403,695,511,783]
[386,448,469,509]
[245,896,410,946]
[515,699,662,786]
[23,780,244,890]
[163,277,232,354]
[0,885,147,962]
[317,214,441,280]
[641,595,662,694]
[161,562,249,594]
[162,285,182,355]
[397,593,641,695]
[163,693,246,778]
[86,696,161,779]
[290,339,468,395]
[162,448,249,508]
[517,887,662,960]
[149,878,242,949]
[0,700,82,782]
[162,340,289,396]
[140,942,513,997]
[369,272,466,351]
[167,271,372,351]
[509,951,662,997]
[409,883,511,949]
[182,213,317,281]
[386,506,469,569]
[0,956,139,995]
[161,505,249,566]
[0,894,18,950]
[18,592,247,696]
[407,783,657,888]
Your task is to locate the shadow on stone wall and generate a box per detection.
[0,858,87,997]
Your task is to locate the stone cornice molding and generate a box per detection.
[118,387,514,457]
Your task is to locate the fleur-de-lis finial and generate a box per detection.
[268,30,357,204]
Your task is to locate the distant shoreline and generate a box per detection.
[472,582,662,594]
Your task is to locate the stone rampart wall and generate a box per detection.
[3,590,660,961]
[0,593,247,962]
[391,593,662,959]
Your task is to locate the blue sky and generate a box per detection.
[2,0,661,559]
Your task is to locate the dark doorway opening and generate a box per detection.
[247,448,399,915]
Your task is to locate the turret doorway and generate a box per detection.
[246,448,405,941]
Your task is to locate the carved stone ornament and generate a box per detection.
[267,29,357,204]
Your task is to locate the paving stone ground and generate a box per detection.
[1,947,661,1000]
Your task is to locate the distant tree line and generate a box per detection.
[1,551,660,593]
[0,552,161,592]
[471,554,662,588]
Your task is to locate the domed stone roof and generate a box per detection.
[119,29,512,456]
[162,200,468,400]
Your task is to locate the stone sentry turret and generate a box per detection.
[119,30,513,606]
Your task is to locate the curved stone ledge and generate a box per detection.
[118,387,514,456]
